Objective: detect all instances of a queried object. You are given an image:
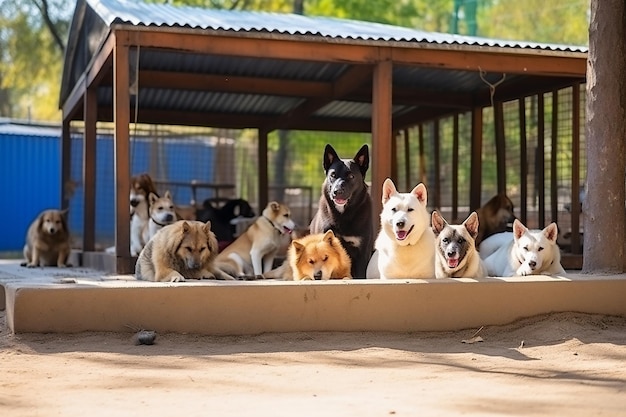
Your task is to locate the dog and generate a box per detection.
[196,198,256,245]
[431,211,486,279]
[479,219,566,277]
[309,144,373,278]
[135,220,234,282]
[475,193,516,248]
[216,201,295,278]
[130,173,158,216]
[21,209,72,268]
[263,230,352,280]
[130,173,159,256]
[366,178,435,279]
[147,190,178,240]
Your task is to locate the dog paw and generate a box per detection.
[26,263,37,268]
[516,266,532,276]
[170,275,186,282]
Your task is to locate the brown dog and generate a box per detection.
[22,209,72,268]
[475,193,516,248]
[135,220,234,282]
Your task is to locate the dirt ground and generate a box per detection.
[1,310,625,417]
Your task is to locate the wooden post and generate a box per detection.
[403,128,410,190]
[371,59,393,223]
[83,86,97,252]
[537,93,545,228]
[519,97,528,225]
[452,114,459,220]
[113,36,132,271]
[470,107,483,211]
[494,101,506,194]
[258,129,269,211]
[418,124,427,185]
[60,119,72,211]
[570,83,581,255]
[433,119,441,209]
[551,90,559,224]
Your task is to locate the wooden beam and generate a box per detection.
[258,129,269,211]
[452,114,459,221]
[403,128,410,190]
[432,119,441,209]
[537,93,546,228]
[60,119,72,211]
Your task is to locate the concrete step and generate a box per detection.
[1,260,625,335]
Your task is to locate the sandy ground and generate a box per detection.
[1,310,625,416]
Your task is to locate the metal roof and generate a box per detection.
[90,0,586,53]
[60,0,588,131]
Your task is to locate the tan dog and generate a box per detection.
[432,211,486,279]
[130,173,159,256]
[135,220,234,282]
[475,193,516,248]
[263,230,352,280]
[216,201,295,278]
[21,209,72,268]
[147,190,178,240]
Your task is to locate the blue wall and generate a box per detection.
[0,128,215,251]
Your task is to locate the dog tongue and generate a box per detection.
[396,230,407,240]
[334,198,347,205]
[283,226,293,234]
[448,258,459,268]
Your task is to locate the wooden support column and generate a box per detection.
[258,129,269,211]
[371,59,393,222]
[550,90,559,223]
[519,97,528,225]
[470,107,483,211]
[403,128,410,190]
[113,37,132,272]
[60,119,72,211]
[83,86,97,252]
[452,114,459,220]
[418,124,427,185]
[432,119,441,209]
[570,83,581,254]
[537,93,546,228]
[391,130,398,184]
[494,101,506,194]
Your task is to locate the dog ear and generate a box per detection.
[463,212,480,239]
[411,183,428,206]
[512,219,527,240]
[543,222,559,243]
[353,144,369,177]
[164,190,172,200]
[269,201,280,212]
[322,230,335,244]
[181,221,191,234]
[431,210,447,235]
[149,192,159,205]
[323,144,339,172]
[381,178,397,204]
[293,241,305,255]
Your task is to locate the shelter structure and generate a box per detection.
[60,0,587,273]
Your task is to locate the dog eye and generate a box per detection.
[538,247,544,252]
[198,247,205,253]
[348,173,354,180]
[330,171,336,179]
[407,208,414,212]
[458,237,465,244]
[391,207,397,212]
[322,255,328,262]
[308,259,315,265]
[185,246,194,252]
[283,214,289,218]
[523,246,529,251]
[442,238,449,243]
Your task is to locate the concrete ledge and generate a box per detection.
[4,274,626,334]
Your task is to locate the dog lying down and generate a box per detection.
[479,219,566,277]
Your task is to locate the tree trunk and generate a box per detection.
[583,0,626,273]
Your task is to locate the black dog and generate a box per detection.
[196,198,255,244]
[309,144,374,278]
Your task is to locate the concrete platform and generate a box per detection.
[1,259,625,335]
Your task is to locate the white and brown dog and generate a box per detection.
[432,211,486,279]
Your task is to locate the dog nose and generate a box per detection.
[447,250,456,257]
[130,199,139,207]
[49,227,56,234]
[314,271,323,280]
[165,214,173,222]
[528,261,537,269]
[396,220,405,229]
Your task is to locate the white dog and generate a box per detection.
[479,219,566,277]
[366,178,435,279]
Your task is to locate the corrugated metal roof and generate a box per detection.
[88,0,587,53]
